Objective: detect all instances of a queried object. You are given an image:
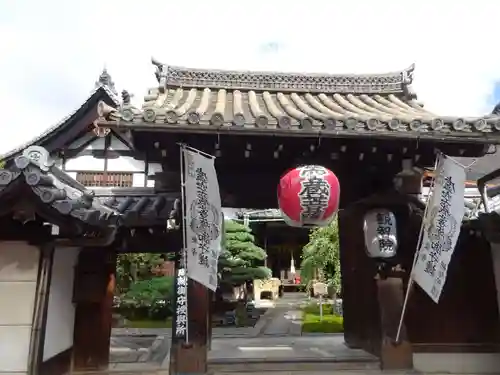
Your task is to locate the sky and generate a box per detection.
[1,0,500,154]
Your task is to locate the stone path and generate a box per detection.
[208,335,375,362]
[75,372,480,375]
[109,293,341,371]
[105,335,377,374]
[257,294,304,336]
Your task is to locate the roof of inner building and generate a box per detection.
[0,146,180,229]
[2,73,119,161]
[95,60,500,143]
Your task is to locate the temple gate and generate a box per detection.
[1,61,500,373]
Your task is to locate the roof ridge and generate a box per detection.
[165,63,415,80]
[151,58,415,94]
[1,85,119,161]
[95,67,119,97]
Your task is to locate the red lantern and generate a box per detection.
[277,165,340,228]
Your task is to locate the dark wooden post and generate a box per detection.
[207,290,213,350]
[169,277,210,375]
[376,271,413,370]
[375,164,422,370]
[72,247,116,371]
[166,216,210,375]
[157,168,211,375]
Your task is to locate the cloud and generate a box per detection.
[1,0,500,153]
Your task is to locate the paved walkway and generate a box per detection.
[105,335,377,374]
[208,335,375,362]
[109,293,352,371]
[257,293,303,336]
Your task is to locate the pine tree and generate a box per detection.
[218,220,271,292]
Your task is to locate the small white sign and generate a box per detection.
[313,282,328,296]
[174,268,188,339]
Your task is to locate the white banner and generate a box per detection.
[413,155,465,303]
[183,147,222,291]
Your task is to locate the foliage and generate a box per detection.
[115,253,166,293]
[118,276,175,320]
[301,303,344,333]
[300,220,341,295]
[122,276,175,303]
[218,220,271,287]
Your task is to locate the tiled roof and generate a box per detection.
[93,188,180,227]
[95,61,500,143]
[0,146,180,228]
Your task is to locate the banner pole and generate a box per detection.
[394,153,442,343]
[179,144,189,343]
[176,142,215,159]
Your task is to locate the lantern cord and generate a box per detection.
[394,152,442,344]
[179,144,189,344]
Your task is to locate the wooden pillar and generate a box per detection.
[156,168,210,374]
[207,290,213,350]
[376,273,413,370]
[374,163,422,370]
[72,247,116,371]
[170,276,210,375]
[487,243,500,340]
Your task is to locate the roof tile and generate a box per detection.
[0,146,180,228]
[96,62,500,142]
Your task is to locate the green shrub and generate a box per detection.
[301,303,343,333]
[118,276,175,320]
[302,303,334,315]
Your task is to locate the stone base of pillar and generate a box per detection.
[376,276,413,370]
[380,338,413,370]
[169,343,207,375]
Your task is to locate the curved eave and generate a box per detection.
[1,85,119,161]
[0,146,181,229]
[96,88,500,144]
[0,158,120,229]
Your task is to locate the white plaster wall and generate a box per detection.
[65,155,105,171]
[42,247,80,362]
[109,136,129,151]
[67,132,96,150]
[107,156,145,173]
[413,353,500,373]
[66,171,77,180]
[147,163,162,187]
[0,242,40,374]
[60,130,164,189]
[63,154,161,189]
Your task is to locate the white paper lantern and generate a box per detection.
[363,209,398,258]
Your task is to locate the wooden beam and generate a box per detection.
[72,248,116,371]
[376,275,413,370]
[170,260,210,375]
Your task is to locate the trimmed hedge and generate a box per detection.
[301,303,344,333]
